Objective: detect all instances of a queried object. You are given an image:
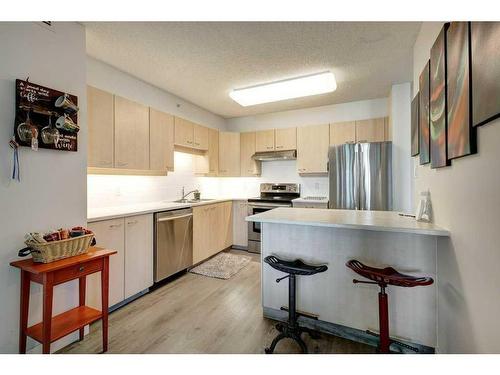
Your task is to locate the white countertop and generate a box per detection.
[246,207,449,236]
[88,198,244,222]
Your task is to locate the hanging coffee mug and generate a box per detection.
[55,93,79,113]
[55,114,80,133]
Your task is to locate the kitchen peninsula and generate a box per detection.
[246,208,449,352]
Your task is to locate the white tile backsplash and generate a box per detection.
[88,152,329,209]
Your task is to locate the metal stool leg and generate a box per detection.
[265,333,286,354]
[378,286,390,354]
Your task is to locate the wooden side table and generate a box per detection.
[10,247,116,354]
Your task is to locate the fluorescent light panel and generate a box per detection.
[229,71,336,107]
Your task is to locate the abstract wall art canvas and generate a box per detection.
[471,22,500,127]
[419,61,430,165]
[411,93,419,156]
[430,24,450,168]
[447,21,476,159]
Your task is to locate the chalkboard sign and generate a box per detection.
[14,79,79,152]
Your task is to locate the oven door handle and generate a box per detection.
[247,203,290,208]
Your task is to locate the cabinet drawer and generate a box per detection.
[53,258,102,285]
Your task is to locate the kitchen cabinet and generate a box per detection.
[232,201,248,248]
[86,218,125,309]
[174,117,194,148]
[87,86,114,168]
[124,214,153,299]
[150,108,174,171]
[218,132,241,176]
[384,117,392,141]
[275,127,297,150]
[87,214,153,309]
[114,95,150,170]
[330,121,356,145]
[193,123,209,151]
[194,128,219,176]
[255,129,275,152]
[240,132,261,177]
[355,117,386,143]
[296,124,330,174]
[193,202,233,264]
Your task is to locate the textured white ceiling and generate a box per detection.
[85,22,421,118]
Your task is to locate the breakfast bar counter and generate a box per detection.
[246,208,449,352]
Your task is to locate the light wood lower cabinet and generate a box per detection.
[297,124,330,174]
[150,108,174,171]
[193,202,233,264]
[87,86,114,168]
[114,96,150,170]
[87,214,153,309]
[275,127,297,150]
[124,214,153,299]
[232,201,248,247]
[240,132,261,177]
[218,132,240,176]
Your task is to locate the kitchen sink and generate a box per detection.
[172,198,216,203]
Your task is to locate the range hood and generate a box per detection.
[252,150,297,161]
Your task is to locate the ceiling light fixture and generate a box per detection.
[229,71,337,107]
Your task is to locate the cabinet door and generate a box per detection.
[174,117,194,148]
[193,205,211,264]
[150,108,174,171]
[114,96,150,170]
[275,127,297,150]
[222,201,234,249]
[124,214,153,299]
[218,132,241,176]
[384,117,391,141]
[240,132,261,177]
[255,130,275,152]
[297,124,330,174]
[193,124,209,151]
[355,118,386,143]
[207,128,219,176]
[87,86,114,168]
[330,121,356,145]
[86,218,125,309]
[232,201,248,247]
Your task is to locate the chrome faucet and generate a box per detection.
[181,186,200,201]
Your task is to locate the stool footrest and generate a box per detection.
[280,306,319,320]
[366,330,419,353]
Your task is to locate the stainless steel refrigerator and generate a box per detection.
[328,141,392,211]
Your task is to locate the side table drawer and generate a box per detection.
[53,258,103,285]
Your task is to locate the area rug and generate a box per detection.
[189,252,251,280]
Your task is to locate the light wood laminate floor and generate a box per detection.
[60,250,374,354]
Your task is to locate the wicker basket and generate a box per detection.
[24,234,94,263]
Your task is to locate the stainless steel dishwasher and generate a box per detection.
[154,208,193,282]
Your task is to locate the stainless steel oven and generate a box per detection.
[247,183,300,253]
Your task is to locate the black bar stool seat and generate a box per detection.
[263,255,328,354]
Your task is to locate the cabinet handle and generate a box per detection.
[358,139,367,143]
[187,140,193,144]
[195,142,200,146]
[109,224,122,228]
[79,266,85,272]
[267,146,273,150]
[276,146,283,149]
[100,161,112,166]
[117,162,128,166]
[127,220,138,225]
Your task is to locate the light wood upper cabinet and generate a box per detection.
[150,108,174,171]
[384,117,391,141]
[255,130,275,152]
[275,127,297,150]
[193,123,209,151]
[240,132,261,177]
[297,124,330,174]
[330,121,356,145]
[218,132,241,177]
[124,214,153,299]
[87,86,114,168]
[174,117,194,148]
[114,96,150,170]
[207,128,219,175]
[355,117,386,143]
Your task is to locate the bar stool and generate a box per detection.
[264,255,328,354]
[346,259,433,353]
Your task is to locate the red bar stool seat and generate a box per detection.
[346,259,433,353]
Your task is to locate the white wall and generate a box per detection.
[413,22,500,353]
[0,22,87,353]
[390,83,413,213]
